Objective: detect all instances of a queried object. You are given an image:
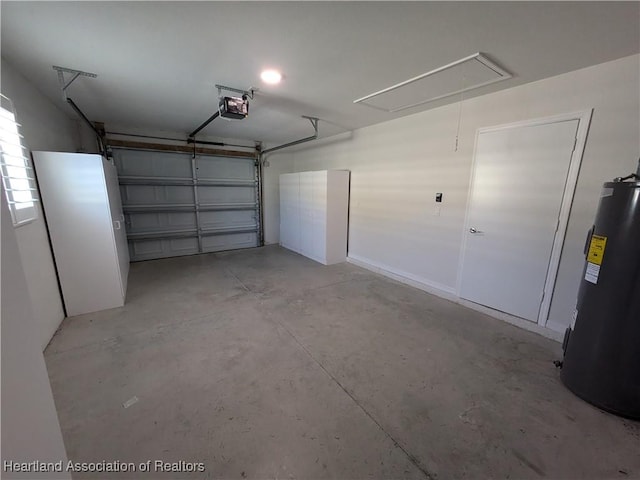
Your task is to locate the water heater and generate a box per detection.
[560,161,640,419]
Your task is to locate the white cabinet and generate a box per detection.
[33,152,130,317]
[279,172,301,253]
[280,170,349,265]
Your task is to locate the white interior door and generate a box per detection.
[460,119,579,322]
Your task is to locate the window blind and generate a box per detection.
[0,94,38,226]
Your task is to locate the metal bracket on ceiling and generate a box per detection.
[261,116,320,156]
[53,65,97,101]
[188,84,256,139]
[215,84,255,100]
[52,65,104,154]
[302,116,319,132]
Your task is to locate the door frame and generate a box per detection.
[456,109,593,327]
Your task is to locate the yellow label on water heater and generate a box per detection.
[587,235,607,266]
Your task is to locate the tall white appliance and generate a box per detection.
[33,152,129,316]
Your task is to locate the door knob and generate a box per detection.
[469,227,483,234]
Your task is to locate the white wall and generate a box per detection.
[263,152,294,245]
[1,189,71,479]
[269,54,639,334]
[1,58,81,349]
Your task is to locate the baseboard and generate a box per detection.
[347,254,456,297]
[544,320,569,336]
[347,254,563,343]
[456,298,564,342]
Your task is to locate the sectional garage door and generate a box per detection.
[113,148,260,262]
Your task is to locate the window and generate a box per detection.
[0,94,38,226]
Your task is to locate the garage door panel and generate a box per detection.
[199,210,256,229]
[201,232,258,253]
[113,148,259,261]
[121,185,194,205]
[197,185,256,204]
[128,212,197,231]
[169,237,199,252]
[130,239,164,257]
[114,149,192,178]
[197,157,255,180]
[129,237,199,261]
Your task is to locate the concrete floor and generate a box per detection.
[45,246,639,479]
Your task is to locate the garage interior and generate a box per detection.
[1,2,639,479]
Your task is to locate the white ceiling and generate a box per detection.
[2,1,639,145]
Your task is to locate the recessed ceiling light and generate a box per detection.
[260,69,282,85]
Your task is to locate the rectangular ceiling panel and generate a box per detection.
[354,53,511,112]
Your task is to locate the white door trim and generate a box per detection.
[456,109,593,328]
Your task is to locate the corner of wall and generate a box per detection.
[1,190,71,478]
[2,58,80,349]
[263,152,295,245]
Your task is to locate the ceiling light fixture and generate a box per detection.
[260,69,282,85]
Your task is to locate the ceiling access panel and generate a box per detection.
[112,148,259,261]
[353,53,512,112]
